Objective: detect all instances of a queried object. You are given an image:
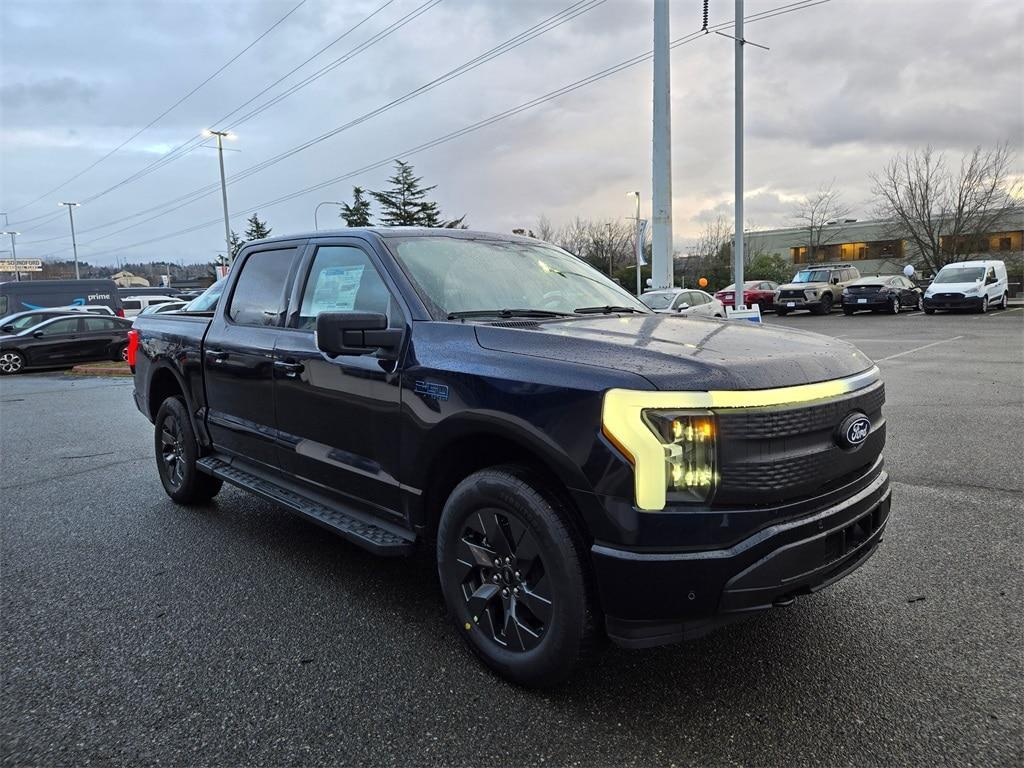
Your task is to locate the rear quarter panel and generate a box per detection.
[134,314,212,424]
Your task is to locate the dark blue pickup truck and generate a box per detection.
[132,228,890,687]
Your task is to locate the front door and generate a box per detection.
[26,317,85,365]
[203,244,301,470]
[273,240,406,517]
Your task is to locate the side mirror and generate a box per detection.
[677,303,690,311]
[315,311,402,357]
[32,330,45,338]
[831,277,840,285]
[0,324,12,333]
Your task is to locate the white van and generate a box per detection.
[923,260,1009,314]
[120,295,182,319]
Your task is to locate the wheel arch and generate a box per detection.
[413,418,592,543]
[147,363,205,446]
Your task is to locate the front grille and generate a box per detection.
[779,289,806,299]
[934,292,963,300]
[713,380,886,506]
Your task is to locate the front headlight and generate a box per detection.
[643,410,717,503]
[805,289,818,299]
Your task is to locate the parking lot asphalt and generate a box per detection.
[2,308,1022,767]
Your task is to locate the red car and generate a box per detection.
[715,280,779,311]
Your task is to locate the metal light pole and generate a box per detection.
[1,231,20,282]
[59,202,81,279]
[651,0,674,290]
[627,191,642,296]
[314,201,344,231]
[204,129,235,266]
[732,0,745,309]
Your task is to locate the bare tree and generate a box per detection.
[791,182,852,264]
[535,215,556,243]
[871,143,1021,274]
[681,216,733,288]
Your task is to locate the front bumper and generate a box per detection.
[842,294,889,310]
[592,469,891,648]
[923,295,982,310]
[776,295,822,310]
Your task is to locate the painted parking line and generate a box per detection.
[875,336,964,362]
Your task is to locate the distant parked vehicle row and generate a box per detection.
[0,306,115,334]
[715,281,779,311]
[0,314,134,375]
[136,300,188,316]
[121,295,184,318]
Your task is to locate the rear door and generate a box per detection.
[80,316,125,361]
[203,243,303,470]
[272,238,407,515]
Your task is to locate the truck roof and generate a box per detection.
[245,227,540,247]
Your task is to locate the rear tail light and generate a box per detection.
[126,329,139,367]
[116,308,125,317]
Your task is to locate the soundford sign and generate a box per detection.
[0,259,43,272]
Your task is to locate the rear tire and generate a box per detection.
[154,397,222,504]
[115,344,129,362]
[437,466,597,688]
[924,307,935,315]
[889,296,900,315]
[0,350,25,375]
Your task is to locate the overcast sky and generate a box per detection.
[1,0,1021,267]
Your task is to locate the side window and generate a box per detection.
[295,245,398,330]
[37,318,80,336]
[83,317,116,331]
[673,293,690,308]
[11,314,45,331]
[122,300,142,311]
[228,248,296,326]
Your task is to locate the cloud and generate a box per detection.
[0,76,98,110]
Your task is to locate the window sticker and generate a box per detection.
[309,265,365,313]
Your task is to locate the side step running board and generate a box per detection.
[197,456,415,556]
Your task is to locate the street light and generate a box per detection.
[314,201,345,231]
[0,231,20,282]
[59,202,81,279]
[203,129,236,266]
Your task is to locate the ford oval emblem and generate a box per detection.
[837,413,871,449]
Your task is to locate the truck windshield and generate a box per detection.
[933,267,984,283]
[792,270,831,283]
[388,237,649,318]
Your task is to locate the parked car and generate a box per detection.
[842,275,923,315]
[121,295,184,318]
[715,281,779,311]
[137,300,188,316]
[640,288,725,318]
[0,314,134,374]
[132,228,889,687]
[923,260,1009,314]
[775,264,861,315]
[0,278,122,317]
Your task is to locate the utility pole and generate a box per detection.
[651,0,673,290]
[205,129,235,266]
[1,231,20,282]
[732,0,746,309]
[60,202,81,279]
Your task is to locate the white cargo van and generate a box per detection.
[923,260,1009,314]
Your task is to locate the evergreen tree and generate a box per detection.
[340,186,373,227]
[371,161,442,226]
[229,230,245,260]
[244,212,272,241]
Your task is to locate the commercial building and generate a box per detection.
[746,211,1024,277]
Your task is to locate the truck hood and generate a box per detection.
[925,281,981,295]
[475,314,874,391]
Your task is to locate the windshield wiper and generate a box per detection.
[446,308,576,320]
[574,305,645,314]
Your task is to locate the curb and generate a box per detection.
[68,364,132,377]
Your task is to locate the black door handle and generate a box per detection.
[206,350,228,364]
[274,360,305,377]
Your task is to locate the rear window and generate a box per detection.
[83,317,118,331]
[123,300,142,310]
[228,249,296,326]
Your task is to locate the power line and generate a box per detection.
[23,0,605,249]
[4,0,309,218]
[66,0,830,262]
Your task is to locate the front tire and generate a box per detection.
[978,296,988,314]
[924,307,935,315]
[813,295,833,315]
[0,350,25,375]
[154,397,222,504]
[437,466,597,688]
[1000,293,1008,310]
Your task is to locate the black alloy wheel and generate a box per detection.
[890,296,901,314]
[154,397,222,504]
[437,467,597,687]
[453,508,552,652]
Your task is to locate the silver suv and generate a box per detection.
[775,264,861,315]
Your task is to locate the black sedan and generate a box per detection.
[0,315,134,375]
[841,275,923,315]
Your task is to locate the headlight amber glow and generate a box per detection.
[643,410,717,503]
